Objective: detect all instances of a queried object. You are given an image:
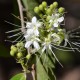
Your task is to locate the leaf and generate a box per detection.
[10,73,26,80]
[37,49,56,80]
[22,0,39,19]
[36,55,49,80]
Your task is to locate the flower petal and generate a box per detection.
[53,22,58,27]
[26,22,32,28]
[24,34,30,40]
[34,29,39,36]
[58,17,64,22]
[35,38,41,42]
[33,41,40,50]
[42,46,46,53]
[27,29,34,35]
[36,23,41,27]
[25,41,32,48]
[32,16,37,23]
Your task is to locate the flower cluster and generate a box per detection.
[9,1,66,69]
[24,1,65,55]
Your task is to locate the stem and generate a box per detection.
[17,1,36,80]
[32,64,36,80]
[17,0,26,34]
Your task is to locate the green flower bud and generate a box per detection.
[34,7,40,13]
[46,9,52,15]
[39,4,44,11]
[50,4,54,10]
[13,47,17,53]
[11,45,15,50]
[16,42,24,47]
[58,7,65,13]
[46,16,51,21]
[42,1,47,8]
[10,50,15,56]
[53,2,58,8]
[17,52,23,58]
[26,54,31,60]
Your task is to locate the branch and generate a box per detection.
[17,0,26,34]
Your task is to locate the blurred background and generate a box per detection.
[0,0,80,80]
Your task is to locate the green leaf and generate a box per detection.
[37,49,56,80]
[10,73,26,80]
[36,55,49,80]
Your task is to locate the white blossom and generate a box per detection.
[49,14,64,27]
[26,16,42,36]
[24,16,42,50]
[24,34,40,50]
[42,37,51,53]
[51,33,61,45]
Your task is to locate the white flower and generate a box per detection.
[26,16,42,36]
[24,34,40,50]
[42,37,51,53]
[51,33,61,45]
[49,14,64,27]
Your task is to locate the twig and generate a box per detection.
[17,0,26,34]
[32,64,36,80]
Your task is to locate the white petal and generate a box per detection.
[33,41,40,50]
[53,22,58,27]
[26,22,32,28]
[27,29,34,35]
[58,17,64,22]
[34,29,39,36]
[55,13,59,17]
[49,45,51,50]
[36,23,41,27]
[25,41,32,48]
[32,16,37,23]
[49,20,53,23]
[35,38,41,42]
[24,34,30,40]
[42,46,46,53]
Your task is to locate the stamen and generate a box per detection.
[71,32,80,35]
[7,32,22,38]
[20,36,24,41]
[71,42,80,48]
[11,14,27,23]
[5,20,21,27]
[51,45,73,51]
[50,47,63,67]
[66,39,75,52]
[70,35,80,38]
[51,43,77,51]
[13,34,23,42]
[68,26,80,33]
[5,40,21,43]
[5,28,22,33]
